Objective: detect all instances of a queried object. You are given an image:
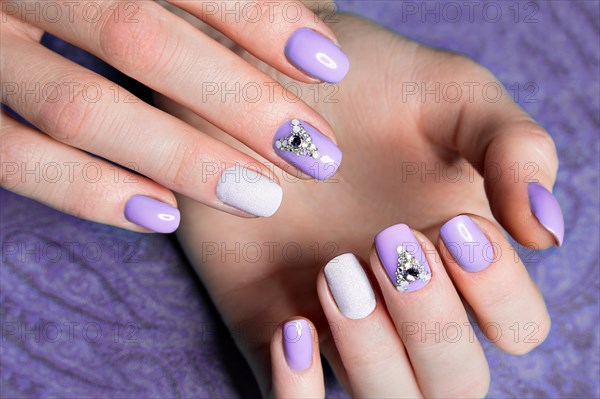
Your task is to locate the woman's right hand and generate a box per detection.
[1,0,348,233]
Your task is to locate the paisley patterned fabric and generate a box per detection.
[1,1,598,397]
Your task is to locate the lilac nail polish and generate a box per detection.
[285,28,350,83]
[282,319,312,371]
[124,195,180,233]
[374,224,431,293]
[440,215,493,272]
[273,119,342,180]
[528,183,565,246]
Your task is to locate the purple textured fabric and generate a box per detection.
[1,2,598,398]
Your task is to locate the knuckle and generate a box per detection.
[401,307,467,348]
[62,176,105,219]
[444,51,493,81]
[34,76,102,146]
[97,2,172,78]
[233,1,277,37]
[0,128,40,190]
[160,136,203,192]
[524,122,559,167]
[337,323,398,367]
[501,316,551,356]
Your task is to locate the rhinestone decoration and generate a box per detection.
[395,246,431,292]
[275,120,320,159]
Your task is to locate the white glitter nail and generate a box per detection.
[216,166,283,217]
[324,254,376,320]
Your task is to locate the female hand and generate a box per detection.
[271,220,546,398]
[1,0,349,233]
[164,12,564,398]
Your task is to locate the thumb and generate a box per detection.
[482,119,564,248]
[435,61,565,249]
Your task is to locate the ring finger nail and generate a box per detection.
[324,254,376,319]
[285,28,350,83]
[274,119,342,180]
[375,224,431,292]
[528,182,565,246]
[440,215,493,272]
[283,319,313,371]
[216,165,283,217]
[124,195,180,233]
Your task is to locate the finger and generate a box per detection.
[13,0,342,180]
[438,214,551,354]
[165,0,349,83]
[318,254,422,398]
[2,35,283,218]
[270,318,324,398]
[0,111,179,233]
[426,57,564,248]
[372,223,490,398]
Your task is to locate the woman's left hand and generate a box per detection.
[164,12,563,397]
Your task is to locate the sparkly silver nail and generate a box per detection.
[395,246,431,292]
[274,120,320,159]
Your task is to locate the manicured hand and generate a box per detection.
[164,12,563,398]
[1,0,349,233]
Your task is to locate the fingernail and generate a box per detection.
[528,183,565,246]
[282,319,313,372]
[324,254,376,319]
[285,28,350,83]
[440,215,492,272]
[216,165,283,217]
[124,195,180,233]
[374,224,431,293]
[273,119,342,180]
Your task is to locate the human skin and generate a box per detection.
[0,0,348,232]
[158,10,561,397]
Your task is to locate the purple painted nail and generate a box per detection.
[285,28,350,83]
[124,195,180,233]
[274,119,342,180]
[282,319,312,371]
[440,215,493,272]
[374,224,431,293]
[528,183,565,246]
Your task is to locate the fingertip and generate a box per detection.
[271,317,324,398]
[438,213,552,355]
[528,182,565,247]
[123,195,181,234]
[284,27,350,84]
[321,253,377,320]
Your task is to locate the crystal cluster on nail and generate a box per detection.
[274,120,320,159]
[395,245,431,292]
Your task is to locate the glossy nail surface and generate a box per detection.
[283,319,312,371]
[285,28,350,83]
[124,195,180,233]
[375,224,431,293]
[324,254,376,319]
[273,119,342,180]
[440,215,492,272]
[216,165,283,217]
[528,183,565,246]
